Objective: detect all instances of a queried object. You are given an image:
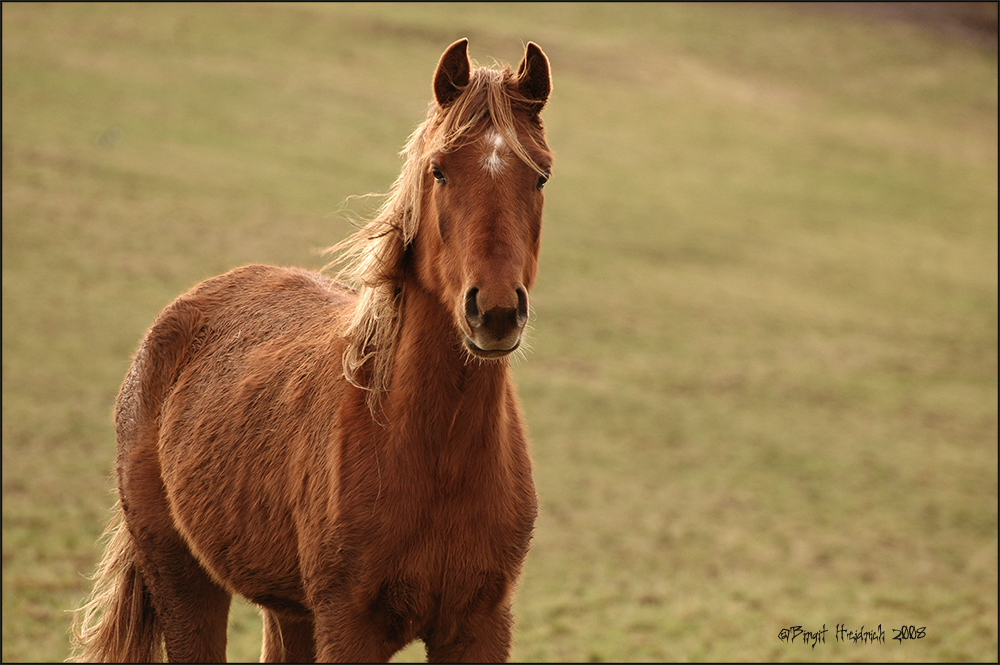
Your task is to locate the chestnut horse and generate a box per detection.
[71,38,552,663]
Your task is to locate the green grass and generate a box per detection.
[3,3,997,662]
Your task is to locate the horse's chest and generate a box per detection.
[388,479,531,575]
[360,469,535,630]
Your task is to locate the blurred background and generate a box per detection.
[3,3,996,661]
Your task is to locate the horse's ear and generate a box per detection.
[515,42,550,108]
[434,38,471,108]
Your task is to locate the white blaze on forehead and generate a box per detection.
[481,128,508,176]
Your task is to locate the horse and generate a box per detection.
[70,38,552,663]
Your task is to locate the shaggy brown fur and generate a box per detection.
[70,39,552,663]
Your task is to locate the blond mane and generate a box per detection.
[327,62,547,411]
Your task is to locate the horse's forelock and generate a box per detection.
[428,67,547,176]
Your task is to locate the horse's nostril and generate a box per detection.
[465,287,483,328]
[516,287,528,326]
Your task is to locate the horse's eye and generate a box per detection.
[431,166,447,184]
[536,172,549,189]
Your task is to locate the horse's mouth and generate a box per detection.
[463,335,520,359]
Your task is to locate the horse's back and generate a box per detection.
[121,264,353,432]
[173,264,353,343]
[116,265,356,609]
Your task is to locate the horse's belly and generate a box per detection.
[157,386,315,608]
[160,447,309,606]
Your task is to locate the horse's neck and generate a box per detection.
[382,282,512,464]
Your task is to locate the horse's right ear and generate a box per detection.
[434,38,471,108]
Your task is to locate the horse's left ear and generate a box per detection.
[515,42,551,108]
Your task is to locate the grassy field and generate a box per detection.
[3,3,996,662]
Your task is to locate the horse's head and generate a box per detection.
[414,39,552,360]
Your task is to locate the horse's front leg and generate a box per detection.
[423,575,516,665]
[311,600,405,663]
[423,603,514,663]
[261,609,316,662]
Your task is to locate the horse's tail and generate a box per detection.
[69,298,209,662]
[69,504,164,662]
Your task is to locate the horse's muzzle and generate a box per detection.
[463,286,528,358]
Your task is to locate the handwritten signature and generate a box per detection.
[778,624,923,648]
